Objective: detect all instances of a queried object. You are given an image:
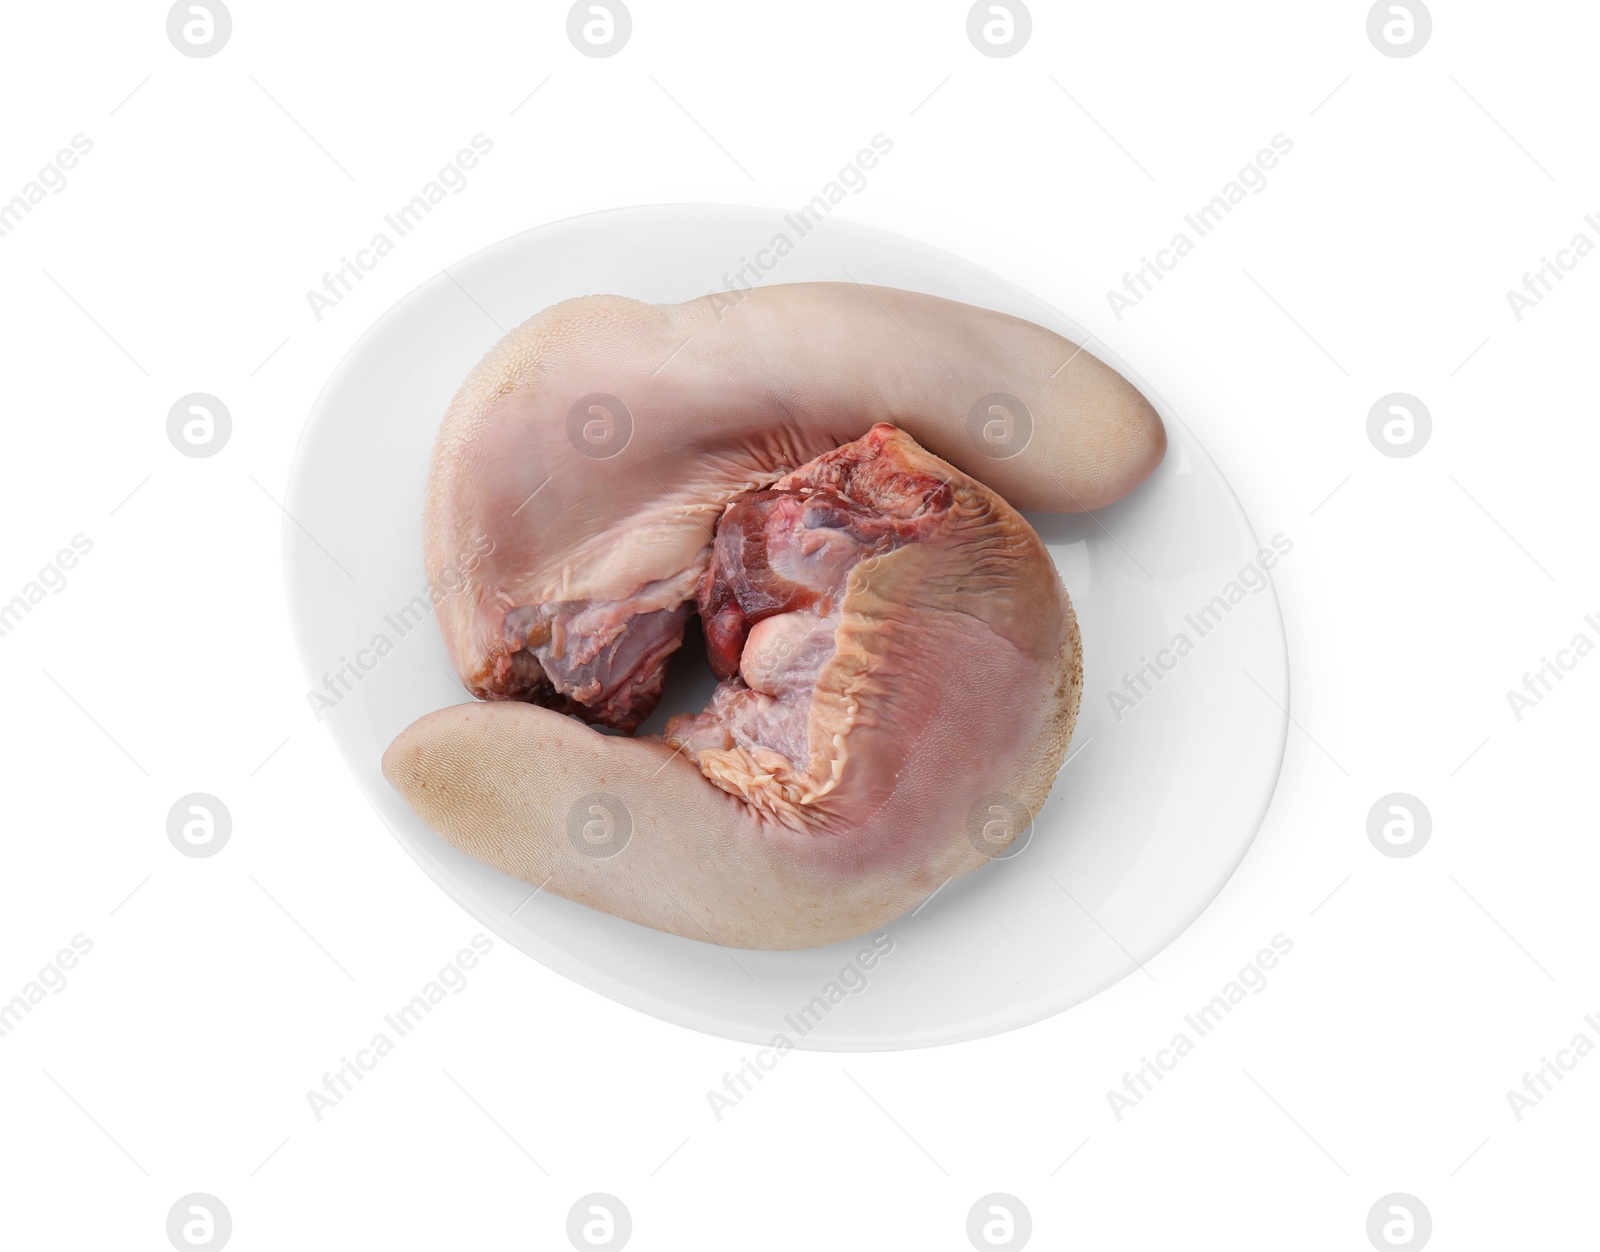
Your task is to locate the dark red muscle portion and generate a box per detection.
[697,430,955,681]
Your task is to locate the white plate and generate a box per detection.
[284,205,1288,1051]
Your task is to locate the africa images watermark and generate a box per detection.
[705,931,895,1121]
[304,133,495,321]
[1105,934,1294,1121]
[1503,612,1599,722]
[0,534,94,640]
[305,934,494,1121]
[706,133,895,320]
[1504,1008,1600,1122]
[0,134,94,241]
[0,934,94,1041]
[305,534,493,720]
[1106,533,1292,722]
[1106,133,1294,321]
[1503,212,1600,321]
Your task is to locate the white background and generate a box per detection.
[1,1,1594,1248]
